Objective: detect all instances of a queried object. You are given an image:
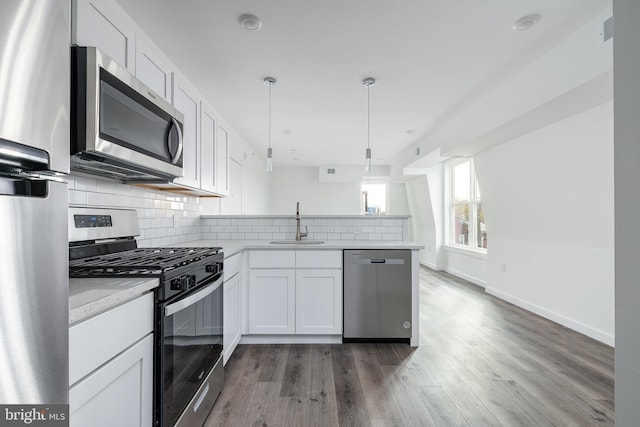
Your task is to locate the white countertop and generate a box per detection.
[69,277,158,325]
[68,239,421,324]
[201,215,411,219]
[175,239,424,258]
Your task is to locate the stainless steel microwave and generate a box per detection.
[71,46,184,182]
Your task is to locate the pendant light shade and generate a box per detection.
[363,77,375,173]
[264,77,276,172]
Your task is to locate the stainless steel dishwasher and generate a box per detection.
[343,249,412,342]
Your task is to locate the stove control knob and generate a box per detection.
[171,275,194,291]
[206,264,219,274]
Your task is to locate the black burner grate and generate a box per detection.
[69,247,222,277]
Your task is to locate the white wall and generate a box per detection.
[613,0,640,421]
[201,130,271,215]
[269,167,361,215]
[474,102,614,345]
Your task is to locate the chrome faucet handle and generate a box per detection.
[301,226,308,237]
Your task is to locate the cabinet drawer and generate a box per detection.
[296,250,342,269]
[224,253,241,280]
[69,292,154,386]
[249,250,295,269]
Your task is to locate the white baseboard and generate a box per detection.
[419,259,440,270]
[485,287,615,346]
[240,335,343,345]
[445,267,486,288]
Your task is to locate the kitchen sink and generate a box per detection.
[270,240,325,245]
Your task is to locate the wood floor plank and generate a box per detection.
[280,344,311,398]
[418,386,471,427]
[351,344,405,422]
[331,344,371,426]
[258,344,289,382]
[426,367,504,427]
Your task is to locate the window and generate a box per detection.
[361,183,387,214]
[448,159,486,250]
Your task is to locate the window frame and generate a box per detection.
[446,158,486,253]
[361,182,388,215]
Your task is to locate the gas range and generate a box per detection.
[68,207,225,426]
[69,246,223,301]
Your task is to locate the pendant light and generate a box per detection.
[363,77,375,173]
[264,77,276,172]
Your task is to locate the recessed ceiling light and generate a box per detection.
[239,14,262,31]
[512,14,540,31]
[405,129,415,134]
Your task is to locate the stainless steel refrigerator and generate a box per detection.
[0,0,70,407]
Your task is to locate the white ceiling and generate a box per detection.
[116,0,609,167]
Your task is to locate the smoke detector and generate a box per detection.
[239,14,262,31]
[512,14,540,31]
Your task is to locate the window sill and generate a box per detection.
[445,244,487,260]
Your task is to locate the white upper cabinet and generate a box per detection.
[200,102,217,193]
[72,0,231,197]
[72,0,136,73]
[172,74,201,189]
[135,33,173,101]
[216,125,230,196]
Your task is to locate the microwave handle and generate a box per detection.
[168,117,183,165]
[164,277,222,317]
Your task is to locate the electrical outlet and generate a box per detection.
[428,245,431,252]
[501,263,507,273]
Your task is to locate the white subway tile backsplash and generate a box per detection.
[69,175,407,244]
[69,190,87,205]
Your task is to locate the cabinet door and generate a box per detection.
[69,334,153,427]
[223,273,241,364]
[215,125,230,196]
[72,0,136,72]
[296,269,342,334]
[200,103,218,193]
[135,33,173,101]
[249,269,295,334]
[172,74,200,188]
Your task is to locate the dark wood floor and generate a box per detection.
[205,267,614,426]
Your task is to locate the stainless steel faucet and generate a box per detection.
[295,201,308,241]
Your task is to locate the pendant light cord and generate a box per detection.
[367,84,370,150]
[268,82,272,150]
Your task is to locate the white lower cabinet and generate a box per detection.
[295,269,342,334]
[247,250,342,335]
[223,272,242,363]
[69,334,153,427]
[69,293,154,427]
[249,269,296,334]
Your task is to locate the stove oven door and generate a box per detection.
[159,277,223,427]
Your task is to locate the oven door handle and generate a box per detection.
[164,277,222,317]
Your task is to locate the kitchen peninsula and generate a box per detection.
[177,214,423,358]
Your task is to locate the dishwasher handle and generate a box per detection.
[351,258,405,265]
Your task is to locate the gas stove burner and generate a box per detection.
[69,247,222,278]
